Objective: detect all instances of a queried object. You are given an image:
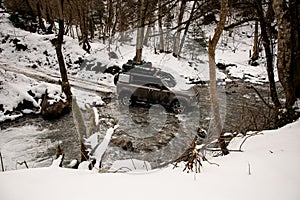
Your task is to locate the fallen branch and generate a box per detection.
[16,161,29,169]
[131,159,137,170]
[228,149,243,152]
[112,167,132,173]
[248,163,251,175]
[239,131,262,151]
[202,156,220,167]
[0,152,4,172]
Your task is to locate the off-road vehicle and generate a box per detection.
[115,61,199,114]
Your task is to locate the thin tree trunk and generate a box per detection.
[255,0,281,110]
[0,152,4,171]
[158,0,164,52]
[0,0,3,9]
[55,0,72,104]
[135,27,144,62]
[173,0,186,58]
[251,20,259,62]
[36,1,46,33]
[111,3,118,37]
[178,0,196,58]
[143,24,152,47]
[208,0,229,155]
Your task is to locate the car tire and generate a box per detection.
[119,92,133,106]
[171,99,186,114]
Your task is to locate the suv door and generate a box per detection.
[132,84,151,103]
[144,83,162,104]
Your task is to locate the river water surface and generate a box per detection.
[0,81,278,170]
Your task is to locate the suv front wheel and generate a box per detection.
[119,91,133,106]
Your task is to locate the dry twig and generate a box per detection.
[239,131,262,151]
[16,161,29,169]
[0,152,4,172]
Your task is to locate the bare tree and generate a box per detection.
[254,0,281,111]
[55,0,72,104]
[172,0,186,58]
[208,0,229,155]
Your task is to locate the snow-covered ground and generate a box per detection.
[1,119,300,200]
[0,69,107,121]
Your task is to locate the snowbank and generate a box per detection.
[1,119,299,200]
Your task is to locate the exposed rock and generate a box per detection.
[15,99,36,112]
[1,35,9,44]
[111,137,134,151]
[216,62,237,70]
[9,38,28,51]
[108,51,119,59]
[104,65,121,75]
[202,13,218,25]
[41,90,70,120]
[68,159,80,169]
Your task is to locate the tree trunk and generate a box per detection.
[158,0,164,53]
[273,0,298,114]
[55,0,72,104]
[255,0,281,111]
[143,24,152,47]
[272,0,293,110]
[0,0,4,9]
[173,0,186,58]
[291,0,300,99]
[208,0,229,155]
[178,0,196,58]
[251,20,259,62]
[135,27,144,62]
[36,1,46,33]
[134,0,145,62]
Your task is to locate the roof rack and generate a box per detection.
[122,60,156,75]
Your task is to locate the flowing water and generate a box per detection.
[0,81,278,170]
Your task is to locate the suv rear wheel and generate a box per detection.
[171,100,186,114]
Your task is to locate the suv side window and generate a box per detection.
[130,73,163,86]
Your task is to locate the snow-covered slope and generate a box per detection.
[0,9,220,88]
[1,119,299,200]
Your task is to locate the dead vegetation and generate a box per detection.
[173,139,203,173]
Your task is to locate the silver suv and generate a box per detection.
[115,61,199,114]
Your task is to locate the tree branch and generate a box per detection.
[0,152,4,172]
[250,85,274,110]
[17,161,29,169]
[239,131,262,151]
[224,17,258,31]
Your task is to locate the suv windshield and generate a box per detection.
[156,71,177,88]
